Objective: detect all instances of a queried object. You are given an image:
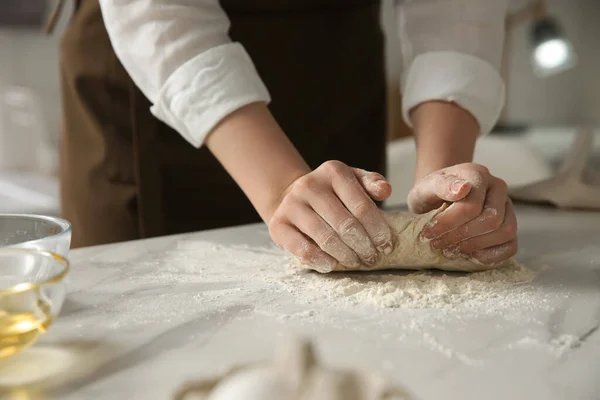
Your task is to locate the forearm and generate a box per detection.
[410,101,479,181]
[396,0,507,182]
[205,102,310,222]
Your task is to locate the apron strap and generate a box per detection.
[130,80,167,238]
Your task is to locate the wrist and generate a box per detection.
[409,101,479,181]
[206,102,311,223]
[261,167,309,223]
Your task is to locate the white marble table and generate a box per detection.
[1,205,600,400]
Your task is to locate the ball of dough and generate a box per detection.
[206,367,294,400]
[297,206,511,273]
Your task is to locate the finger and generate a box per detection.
[470,238,518,265]
[353,168,392,202]
[270,221,337,273]
[430,177,508,249]
[287,204,361,268]
[323,162,393,256]
[408,173,472,214]
[421,174,488,240]
[308,188,380,265]
[441,199,517,255]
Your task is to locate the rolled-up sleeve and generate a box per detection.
[99,0,271,148]
[397,0,508,135]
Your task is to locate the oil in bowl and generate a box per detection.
[0,249,69,359]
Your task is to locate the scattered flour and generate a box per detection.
[104,238,574,362]
[161,239,545,316]
[282,260,536,310]
[507,334,581,357]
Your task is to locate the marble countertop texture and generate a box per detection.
[1,205,599,400]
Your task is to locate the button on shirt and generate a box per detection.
[99,0,507,148]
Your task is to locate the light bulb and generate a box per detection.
[534,39,569,70]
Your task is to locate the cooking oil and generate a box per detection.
[0,296,52,359]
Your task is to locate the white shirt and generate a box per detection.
[99,0,507,148]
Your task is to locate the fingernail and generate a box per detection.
[442,246,460,258]
[379,242,393,255]
[365,252,379,266]
[451,179,467,194]
[383,243,394,255]
[316,264,334,273]
[431,239,442,249]
[421,230,434,240]
[421,220,439,240]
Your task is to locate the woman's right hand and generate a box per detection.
[268,160,394,272]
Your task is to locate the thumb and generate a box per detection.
[353,168,392,202]
[408,173,472,213]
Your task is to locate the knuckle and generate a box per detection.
[321,160,346,175]
[483,209,503,230]
[316,229,338,248]
[351,200,375,220]
[508,240,519,256]
[490,216,504,231]
[473,163,490,175]
[292,175,314,192]
[267,218,285,238]
[406,190,418,208]
[501,221,518,238]
[495,177,508,191]
[372,221,392,242]
[372,232,391,247]
[407,189,426,214]
[338,217,359,235]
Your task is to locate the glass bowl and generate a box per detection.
[0,249,69,359]
[0,214,71,257]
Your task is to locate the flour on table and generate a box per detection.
[170,239,536,311]
[286,259,535,309]
[153,239,573,361]
[297,205,509,273]
[502,332,587,359]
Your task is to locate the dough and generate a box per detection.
[205,367,294,400]
[297,205,511,273]
[174,337,409,400]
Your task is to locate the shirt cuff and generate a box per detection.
[401,51,505,136]
[150,43,271,148]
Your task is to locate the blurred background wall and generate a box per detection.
[0,0,596,213]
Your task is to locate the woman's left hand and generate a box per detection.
[407,163,518,265]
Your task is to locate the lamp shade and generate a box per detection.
[530,16,577,76]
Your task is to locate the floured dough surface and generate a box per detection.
[176,337,408,400]
[298,206,510,273]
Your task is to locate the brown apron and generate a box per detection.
[57,0,386,248]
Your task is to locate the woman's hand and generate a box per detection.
[407,163,518,265]
[268,161,394,272]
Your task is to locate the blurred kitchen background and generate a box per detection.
[0,0,598,215]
